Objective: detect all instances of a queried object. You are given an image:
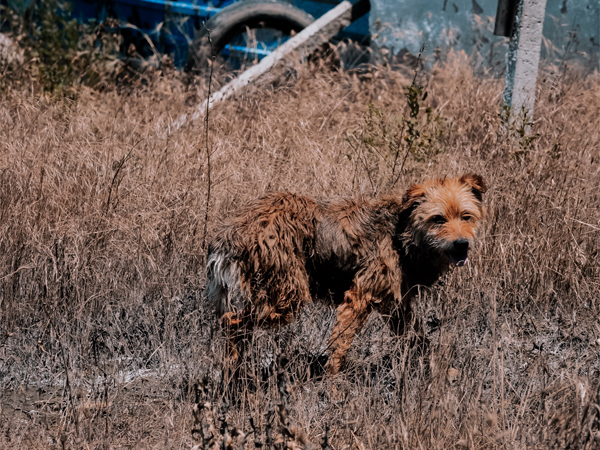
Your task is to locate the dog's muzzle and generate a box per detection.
[446,239,469,267]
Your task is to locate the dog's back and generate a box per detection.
[205,192,320,320]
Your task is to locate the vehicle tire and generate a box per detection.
[185,0,314,72]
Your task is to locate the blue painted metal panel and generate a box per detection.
[67,0,371,67]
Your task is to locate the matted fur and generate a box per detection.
[205,174,487,374]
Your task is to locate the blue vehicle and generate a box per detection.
[67,0,371,69]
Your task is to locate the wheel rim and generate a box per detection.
[218,26,292,70]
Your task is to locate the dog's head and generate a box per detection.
[400,174,487,267]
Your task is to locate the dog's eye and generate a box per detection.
[461,214,473,221]
[430,215,446,225]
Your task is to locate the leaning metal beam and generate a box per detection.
[173,0,370,131]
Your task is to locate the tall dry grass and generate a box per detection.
[0,52,599,449]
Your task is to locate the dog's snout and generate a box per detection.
[453,239,469,252]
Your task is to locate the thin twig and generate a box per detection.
[105,139,143,215]
[390,42,427,188]
[346,134,376,192]
[201,29,215,255]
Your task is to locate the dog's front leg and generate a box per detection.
[325,288,372,375]
[378,300,412,337]
[378,300,429,352]
[221,310,254,363]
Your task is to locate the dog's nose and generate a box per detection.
[453,239,469,253]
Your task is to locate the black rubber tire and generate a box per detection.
[185,0,314,71]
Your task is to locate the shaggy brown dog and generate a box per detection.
[205,174,487,374]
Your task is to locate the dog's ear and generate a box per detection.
[401,184,426,212]
[459,174,487,201]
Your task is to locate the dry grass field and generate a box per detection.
[0,50,599,449]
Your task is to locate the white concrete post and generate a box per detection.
[503,0,547,127]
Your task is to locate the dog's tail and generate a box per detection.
[204,244,246,317]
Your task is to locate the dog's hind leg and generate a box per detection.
[325,287,373,375]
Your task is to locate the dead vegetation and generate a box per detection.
[0,50,599,449]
